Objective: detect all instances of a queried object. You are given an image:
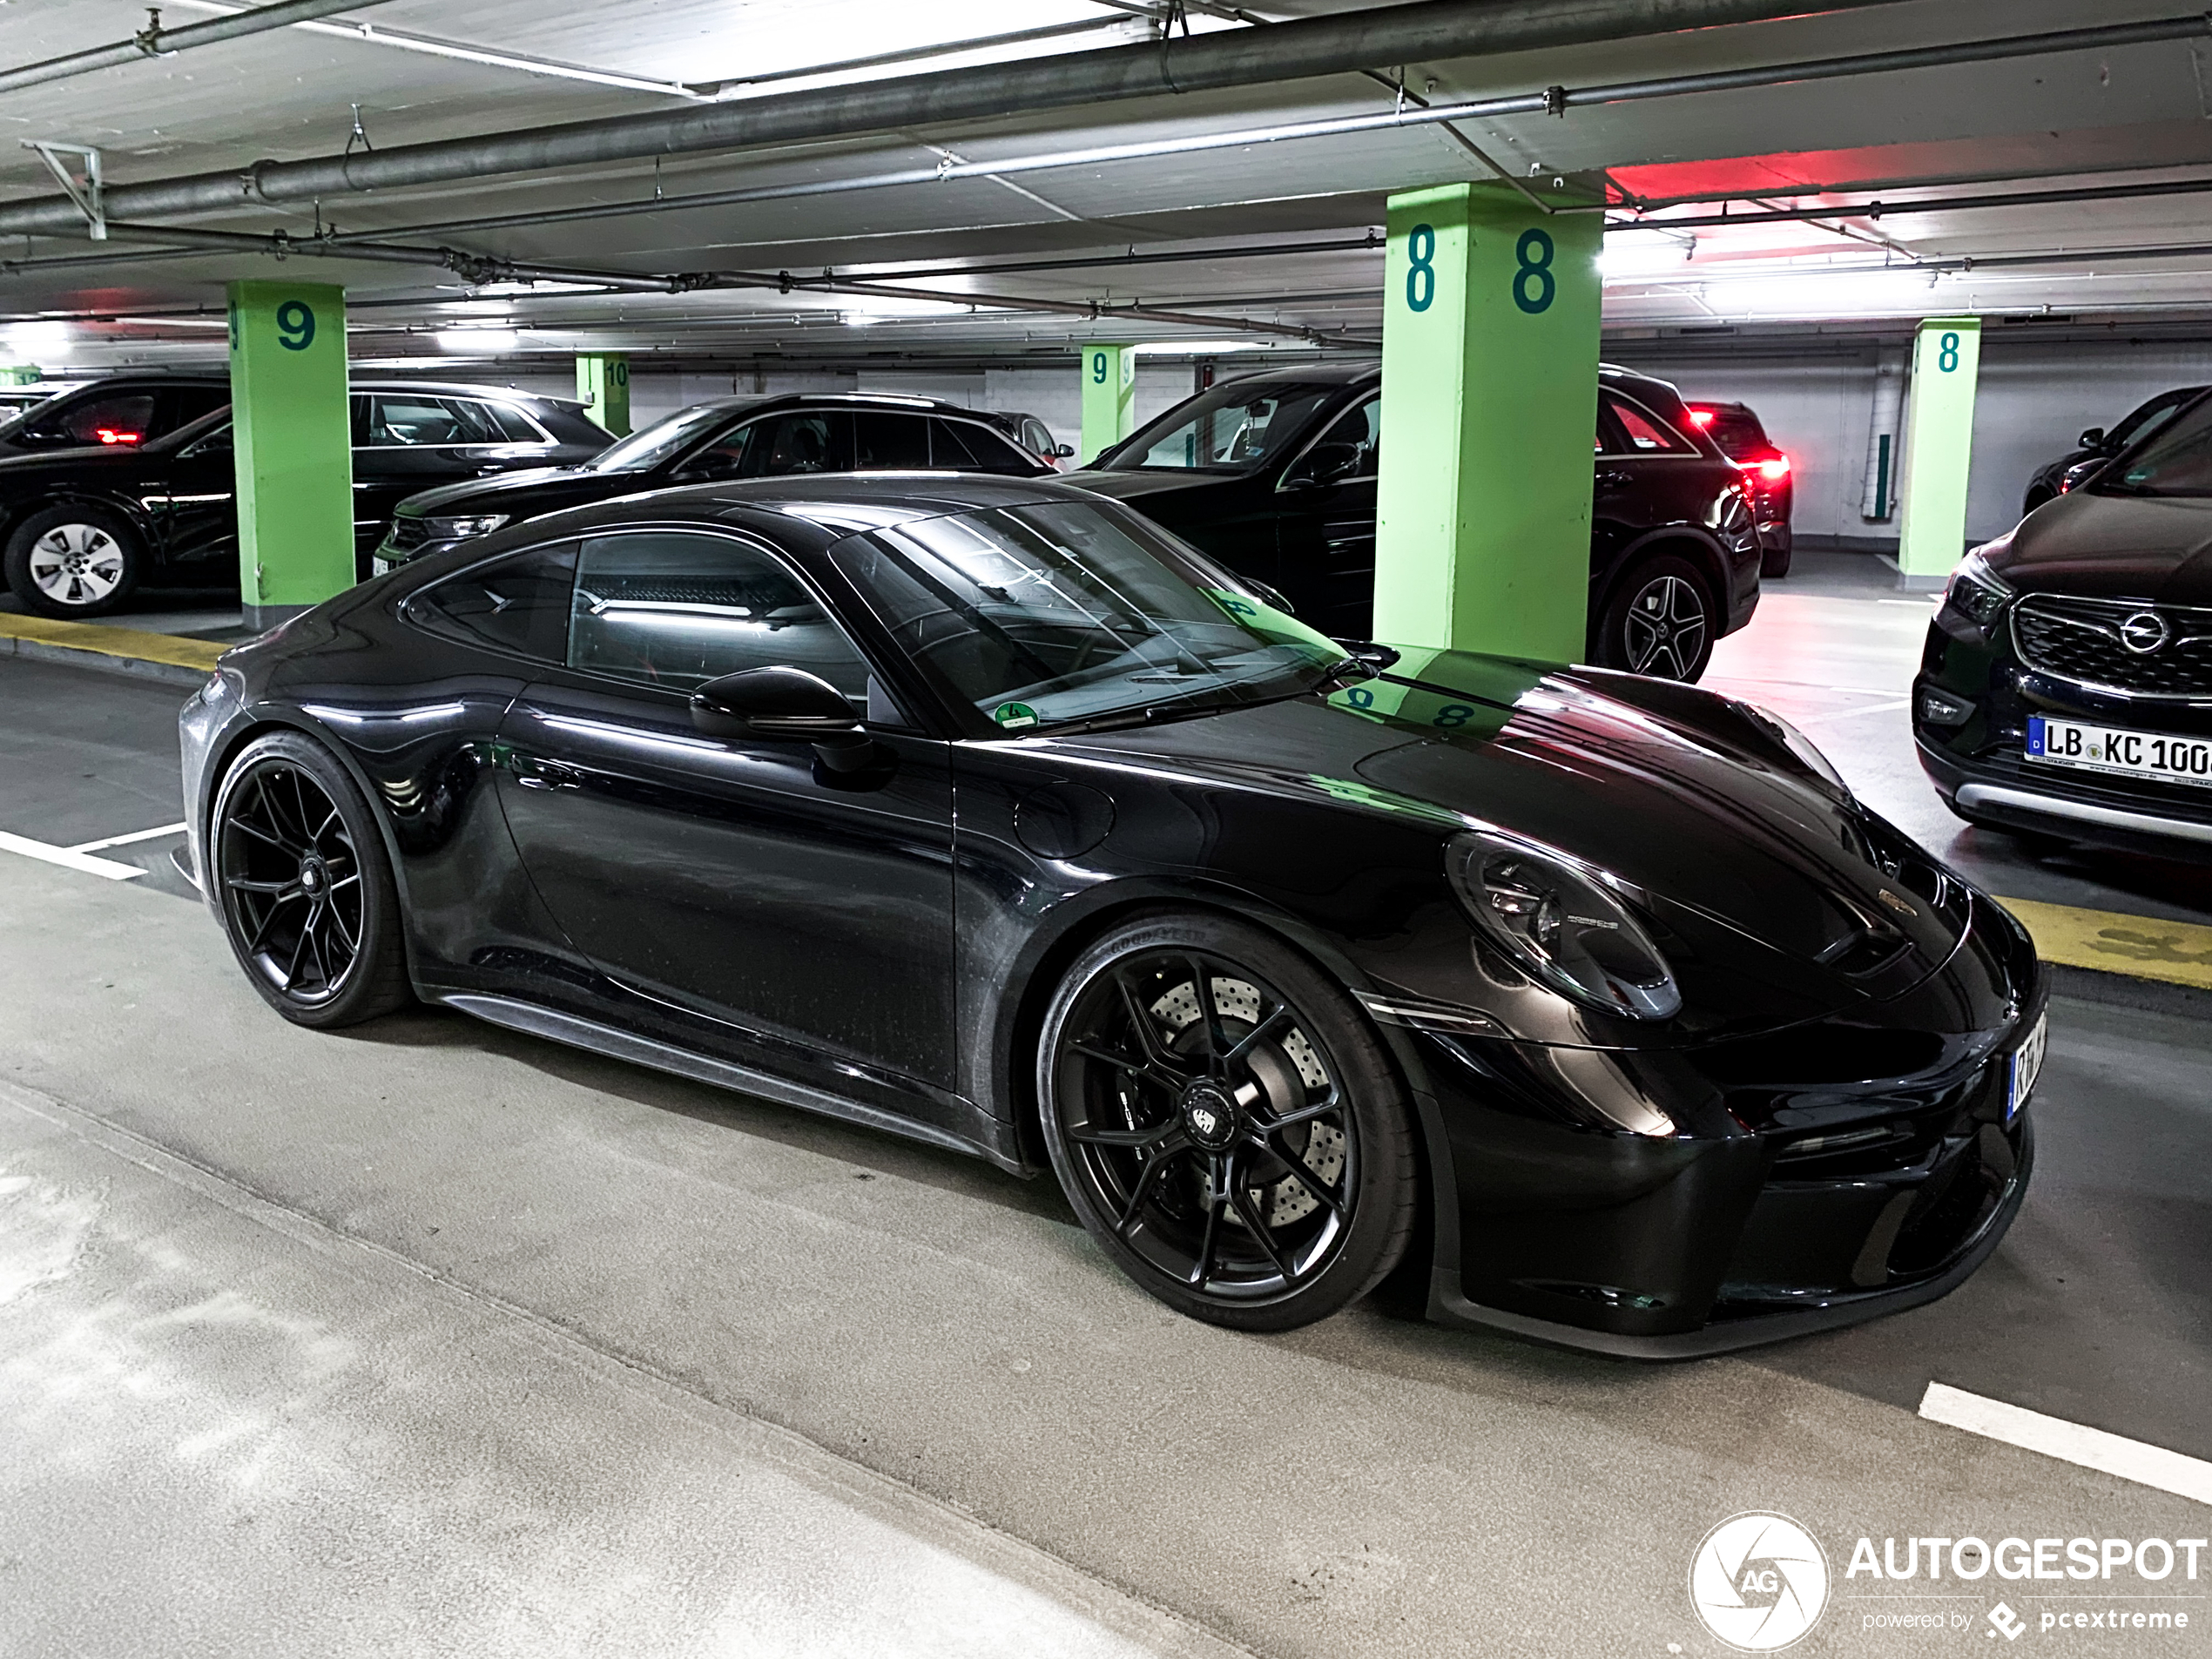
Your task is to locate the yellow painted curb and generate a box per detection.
[0,613,225,674]
[1994,896,2212,993]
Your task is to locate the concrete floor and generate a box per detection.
[1,571,2208,1656]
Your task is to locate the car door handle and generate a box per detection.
[1597,469,1633,489]
[512,756,584,791]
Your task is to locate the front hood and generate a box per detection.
[397,464,604,518]
[1056,649,1974,1022]
[1991,489,2212,602]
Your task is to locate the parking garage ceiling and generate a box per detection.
[3,0,2212,368]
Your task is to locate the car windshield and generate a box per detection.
[1099,381,1344,473]
[828,498,1349,732]
[2102,394,2212,496]
[2107,389,2204,451]
[585,402,736,473]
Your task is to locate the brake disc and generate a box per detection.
[1150,974,1341,1227]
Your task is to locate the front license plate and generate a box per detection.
[2006,1012,2047,1125]
[2026,715,2212,787]
[371,556,393,577]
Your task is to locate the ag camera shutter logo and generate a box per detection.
[1689,1513,1831,1650]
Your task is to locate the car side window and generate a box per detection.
[405,543,579,662]
[1603,395,1695,455]
[366,394,507,447]
[63,394,158,445]
[853,412,931,469]
[1297,395,1380,481]
[674,417,763,482]
[569,529,872,701]
[483,402,550,443]
[931,417,1040,475]
[739,412,850,476]
[180,421,233,458]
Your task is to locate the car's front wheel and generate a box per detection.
[1037,915,1417,1331]
[1594,555,1716,682]
[208,731,412,1028]
[4,506,144,618]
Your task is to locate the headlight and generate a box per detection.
[426,513,510,539]
[1447,831,1682,1021]
[1943,546,2012,630]
[1737,703,1850,796]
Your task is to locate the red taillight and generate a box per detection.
[95,428,142,445]
[1687,408,1716,428]
[1757,455,1791,482]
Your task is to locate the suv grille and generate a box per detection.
[383,516,432,553]
[2011,595,2212,697]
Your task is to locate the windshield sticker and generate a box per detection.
[993,701,1041,731]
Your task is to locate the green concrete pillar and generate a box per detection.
[1374,181,1603,661]
[227,280,354,630]
[576,353,631,437]
[1079,343,1136,465]
[1896,316,1982,589]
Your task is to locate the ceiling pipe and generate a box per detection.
[80,221,1372,346]
[1612,173,2212,233]
[0,0,398,98]
[0,0,1914,237]
[314,13,2212,250]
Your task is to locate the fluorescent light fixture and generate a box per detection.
[1130,339,1279,355]
[1600,229,1697,280]
[5,320,71,351]
[434,328,521,353]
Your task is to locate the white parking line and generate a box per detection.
[1920,1382,2212,1507]
[66,821,187,853]
[0,829,146,881]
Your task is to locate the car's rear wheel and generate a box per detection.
[1037,915,1417,1331]
[4,506,143,618]
[209,731,412,1028]
[1595,555,1716,682]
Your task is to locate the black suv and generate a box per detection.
[1918,388,2212,856]
[374,393,1052,569]
[1685,399,1793,577]
[0,381,609,617]
[2022,386,2207,516]
[1063,361,1761,679]
[0,373,230,460]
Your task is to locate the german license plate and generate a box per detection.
[2006,1012,2047,1125]
[371,556,393,577]
[2026,715,2212,787]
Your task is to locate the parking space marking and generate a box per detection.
[66,822,188,853]
[1920,1383,2212,1507]
[0,829,147,881]
[1995,896,2212,992]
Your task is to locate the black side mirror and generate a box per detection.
[1287,442,1361,489]
[2078,426,2107,450]
[1054,442,1076,458]
[691,665,860,739]
[691,665,885,776]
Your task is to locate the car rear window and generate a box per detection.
[1689,407,1770,460]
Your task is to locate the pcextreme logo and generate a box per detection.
[1689,1512,1831,1651]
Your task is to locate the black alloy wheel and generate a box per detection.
[1038,916,1417,1331]
[1597,555,1716,682]
[3,505,144,618]
[210,732,411,1028]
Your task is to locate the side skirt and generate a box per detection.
[439,991,999,1166]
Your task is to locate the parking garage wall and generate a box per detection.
[1612,336,2212,554]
